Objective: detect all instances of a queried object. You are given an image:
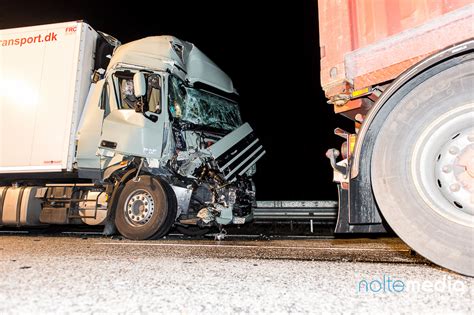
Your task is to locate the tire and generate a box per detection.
[372,56,474,276]
[115,175,177,240]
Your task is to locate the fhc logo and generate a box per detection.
[65,26,77,34]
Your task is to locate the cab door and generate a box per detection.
[98,72,166,165]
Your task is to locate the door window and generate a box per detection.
[113,71,162,113]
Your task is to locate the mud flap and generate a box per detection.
[335,184,386,233]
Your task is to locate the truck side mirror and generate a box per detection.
[133,72,146,98]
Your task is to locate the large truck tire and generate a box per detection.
[115,175,177,240]
[372,56,474,276]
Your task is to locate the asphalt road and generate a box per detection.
[0,234,472,314]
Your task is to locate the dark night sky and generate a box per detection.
[0,1,351,201]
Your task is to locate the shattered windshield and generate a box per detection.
[168,75,242,131]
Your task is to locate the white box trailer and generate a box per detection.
[0,21,98,173]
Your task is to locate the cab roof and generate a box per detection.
[107,36,237,95]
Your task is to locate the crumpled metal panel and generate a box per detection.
[209,123,265,181]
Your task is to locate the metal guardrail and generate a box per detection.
[253,200,338,221]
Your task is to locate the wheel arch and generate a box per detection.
[352,39,474,179]
[343,39,474,230]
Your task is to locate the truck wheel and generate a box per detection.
[372,57,474,276]
[115,175,177,240]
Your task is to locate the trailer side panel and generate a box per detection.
[318,0,473,103]
[0,21,97,173]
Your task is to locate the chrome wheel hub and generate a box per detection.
[412,103,474,227]
[124,189,155,226]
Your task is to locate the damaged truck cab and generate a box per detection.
[0,22,264,239]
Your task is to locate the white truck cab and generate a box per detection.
[0,21,265,239]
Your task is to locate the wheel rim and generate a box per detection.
[412,103,474,227]
[436,127,474,214]
[124,189,155,226]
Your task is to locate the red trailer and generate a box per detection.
[318,0,474,276]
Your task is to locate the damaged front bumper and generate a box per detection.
[172,123,265,228]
